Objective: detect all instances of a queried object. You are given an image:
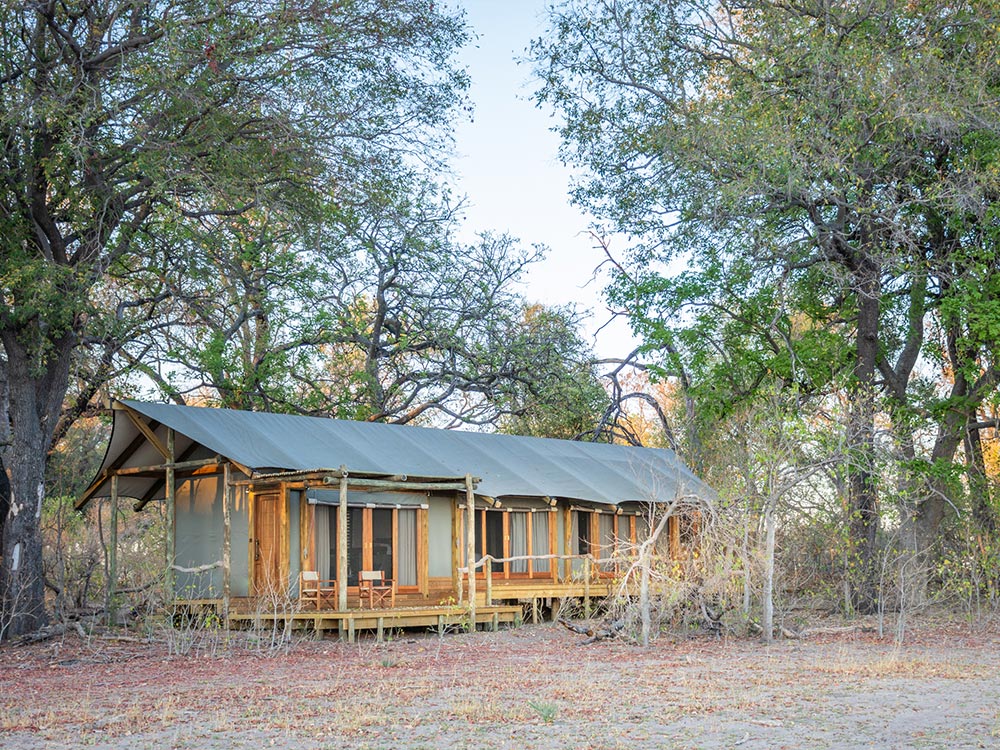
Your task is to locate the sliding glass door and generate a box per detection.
[471,509,553,578]
[314,505,419,588]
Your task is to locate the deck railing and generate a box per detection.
[457,553,625,617]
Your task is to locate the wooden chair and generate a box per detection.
[358,570,395,609]
[299,570,337,611]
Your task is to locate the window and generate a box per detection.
[313,504,420,588]
[635,513,691,560]
[469,508,553,578]
[573,510,638,573]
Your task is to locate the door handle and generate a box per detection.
[254,538,261,561]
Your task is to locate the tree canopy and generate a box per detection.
[533,0,1000,608]
[0,0,471,636]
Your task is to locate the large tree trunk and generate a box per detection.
[897,482,948,609]
[847,259,881,614]
[0,335,73,638]
[966,419,997,537]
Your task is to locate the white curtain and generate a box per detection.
[571,511,583,576]
[510,512,528,573]
[599,514,615,569]
[315,505,331,580]
[531,512,549,573]
[398,509,417,586]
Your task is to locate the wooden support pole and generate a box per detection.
[338,469,348,613]
[165,429,175,599]
[562,505,572,582]
[106,475,119,625]
[465,474,476,630]
[451,493,461,596]
[222,463,232,624]
[485,558,493,606]
[584,555,592,618]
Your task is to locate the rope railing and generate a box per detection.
[457,553,629,616]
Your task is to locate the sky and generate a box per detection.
[450,1,638,359]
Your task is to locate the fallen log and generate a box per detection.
[558,617,624,644]
[17,620,88,645]
[780,624,877,639]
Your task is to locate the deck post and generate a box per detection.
[106,475,118,625]
[485,558,493,605]
[165,428,175,598]
[451,493,461,595]
[562,504,572,582]
[222,463,232,624]
[465,474,476,630]
[584,555,592,618]
[338,468,348,613]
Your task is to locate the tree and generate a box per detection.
[0,0,469,636]
[142,158,604,430]
[533,0,1000,610]
[495,303,607,439]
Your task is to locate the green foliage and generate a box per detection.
[0,0,471,636]
[527,700,558,723]
[533,0,1000,604]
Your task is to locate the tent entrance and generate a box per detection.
[252,492,284,596]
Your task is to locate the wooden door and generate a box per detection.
[252,492,282,596]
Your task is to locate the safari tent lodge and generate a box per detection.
[77,400,711,637]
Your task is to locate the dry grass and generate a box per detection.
[2,617,1000,749]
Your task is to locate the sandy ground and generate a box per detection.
[2,617,999,749]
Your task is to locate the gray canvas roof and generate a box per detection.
[88,400,713,506]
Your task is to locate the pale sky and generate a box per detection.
[452,1,638,359]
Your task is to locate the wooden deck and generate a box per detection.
[174,572,621,641]
[176,599,525,641]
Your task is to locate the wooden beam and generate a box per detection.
[74,420,163,510]
[114,458,221,476]
[322,476,470,492]
[122,406,169,460]
[133,441,204,511]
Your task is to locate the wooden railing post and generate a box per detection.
[165,429,175,599]
[485,557,493,606]
[584,555,592,618]
[106,475,118,625]
[465,474,476,630]
[338,468,348,613]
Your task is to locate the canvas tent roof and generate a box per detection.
[84,400,713,507]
